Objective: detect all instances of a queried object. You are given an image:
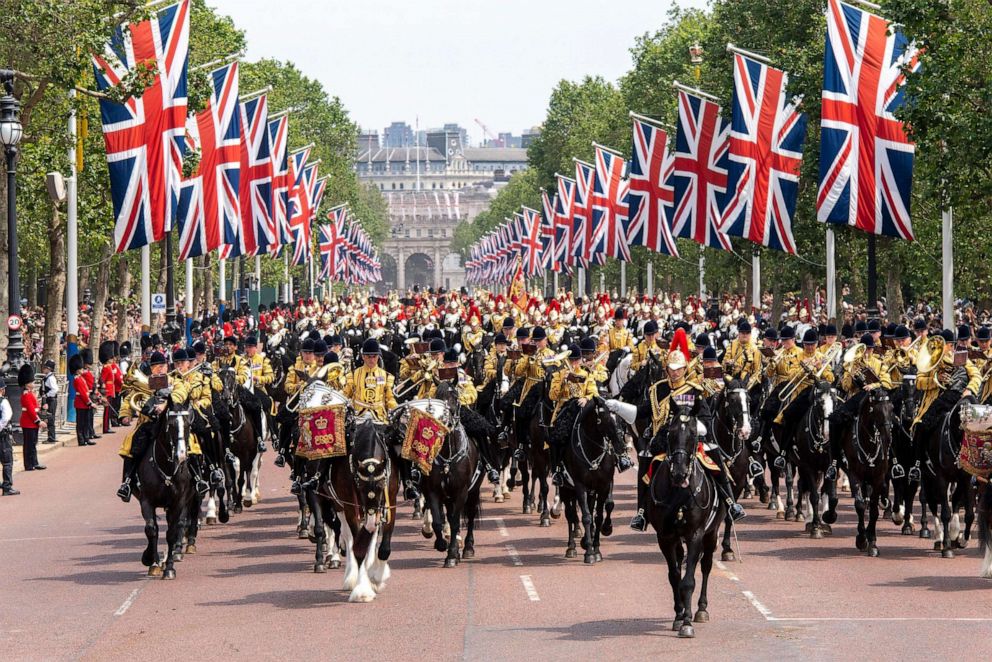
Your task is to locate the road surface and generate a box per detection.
[2,436,990,661]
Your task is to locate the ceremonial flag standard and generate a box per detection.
[817,0,920,240]
[720,53,807,254]
[92,0,190,253]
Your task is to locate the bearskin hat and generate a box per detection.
[81,348,94,366]
[98,340,117,364]
[17,363,35,388]
[68,353,84,374]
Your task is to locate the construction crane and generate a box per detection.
[474,118,502,147]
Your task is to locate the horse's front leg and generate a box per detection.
[564,495,578,559]
[851,478,868,552]
[307,487,327,573]
[696,526,720,624]
[660,537,685,630]
[369,484,398,591]
[538,471,551,527]
[939,486,955,558]
[785,461,798,521]
[576,485,594,564]
[140,499,161,576]
[162,501,184,580]
[807,471,824,538]
[444,493,466,568]
[866,482,881,557]
[592,491,605,562]
[428,492,446,554]
[676,535,705,637]
[462,486,480,559]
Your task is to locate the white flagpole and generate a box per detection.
[620,262,627,297]
[578,266,585,298]
[254,254,261,298]
[647,261,654,298]
[599,271,605,294]
[942,206,954,330]
[219,258,227,313]
[141,245,151,326]
[825,228,836,320]
[283,252,290,303]
[553,271,559,296]
[66,90,79,337]
[185,258,194,315]
[751,247,761,313]
[698,245,706,301]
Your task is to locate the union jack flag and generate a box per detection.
[268,114,291,253]
[627,115,678,256]
[540,190,558,272]
[817,0,920,240]
[92,0,190,253]
[235,93,274,255]
[325,204,348,279]
[720,54,807,254]
[671,89,733,251]
[318,224,336,280]
[176,61,240,260]
[290,163,317,265]
[521,207,544,278]
[554,175,576,268]
[573,160,597,266]
[591,144,631,261]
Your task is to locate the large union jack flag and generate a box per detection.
[540,190,558,272]
[268,114,291,254]
[627,115,679,257]
[591,145,631,262]
[92,0,190,253]
[817,0,920,240]
[177,61,240,260]
[721,54,807,254]
[234,93,274,256]
[573,159,603,266]
[554,175,576,268]
[521,207,544,278]
[671,89,733,251]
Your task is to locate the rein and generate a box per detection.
[570,402,609,471]
[853,392,890,469]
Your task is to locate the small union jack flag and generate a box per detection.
[177,61,240,260]
[721,53,807,254]
[572,160,597,266]
[540,190,558,272]
[817,0,920,240]
[521,207,544,278]
[268,114,291,253]
[671,89,733,251]
[627,115,678,256]
[92,0,190,253]
[591,144,631,262]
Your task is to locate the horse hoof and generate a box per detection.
[901,523,915,535]
[941,548,955,559]
[219,511,230,524]
[601,522,612,537]
[856,535,867,551]
[672,619,682,632]
[595,551,603,563]
[233,505,242,515]
[785,507,796,520]
[172,552,183,563]
[678,624,695,638]
[523,505,532,515]
[953,538,967,550]
[759,487,770,504]
[868,546,879,557]
[794,512,805,523]
[243,500,253,509]
[141,550,155,567]
[205,517,218,525]
[540,517,551,528]
[565,548,577,559]
[721,550,735,562]
[148,565,163,577]
[693,610,709,623]
[891,512,903,526]
[822,509,837,525]
[163,568,176,580]
[933,541,942,551]
[494,495,504,503]
[583,553,595,565]
[920,528,931,539]
[185,544,197,555]
[883,507,892,521]
[821,524,832,535]
[314,563,326,574]
[444,558,458,568]
[776,511,786,520]
[298,529,310,540]
[434,539,448,553]
[804,522,813,533]
[766,501,777,510]
[462,547,475,559]
[421,527,433,540]
[329,560,341,570]
[811,527,824,540]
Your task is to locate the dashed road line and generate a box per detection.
[742,590,774,619]
[114,588,141,616]
[505,544,523,566]
[493,517,509,538]
[520,575,540,601]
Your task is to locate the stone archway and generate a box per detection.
[404,252,435,289]
[378,253,398,294]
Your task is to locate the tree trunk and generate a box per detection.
[88,241,114,356]
[43,204,67,363]
[885,256,904,322]
[116,254,132,343]
[771,278,784,327]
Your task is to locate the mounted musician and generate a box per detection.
[462,315,484,354]
[773,330,837,466]
[548,344,599,485]
[974,326,992,403]
[214,336,266,454]
[722,320,762,391]
[581,337,609,386]
[171,349,212,495]
[245,335,276,442]
[630,320,663,372]
[509,326,555,457]
[482,332,509,392]
[275,337,320,467]
[115,351,191,502]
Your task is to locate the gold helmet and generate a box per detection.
[667,350,687,371]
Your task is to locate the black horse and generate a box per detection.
[557,397,619,564]
[710,380,753,560]
[647,411,725,638]
[314,414,399,602]
[837,386,894,555]
[218,367,259,513]
[791,380,839,538]
[978,482,992,578]
[418,381,483,567]
[134,401,196,580]
[890,373,927,536]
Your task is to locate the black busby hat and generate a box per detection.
[841,323,854,339]
[69,353,84,374]
[531,326,547,341]
[780,325,796,340]
[149,351,168,366]
[361,339,381,355]
[802,329,819,345]
[140,335,153,352]
[17,363,35,388]
[98,340,116,364]
[150,334,163,347]
[120,341,132,358]
[259,304,267,313]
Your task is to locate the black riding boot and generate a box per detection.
[402,460,421,501]
[118,457,136,502]
[611,433,633,472]
[630,456,651,532]
[189,455,209,496]
[715,470,746,521]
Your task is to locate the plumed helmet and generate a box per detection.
[667,349,687,371]
[17,363,35,388]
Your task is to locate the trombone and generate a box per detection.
[779,342,841,402]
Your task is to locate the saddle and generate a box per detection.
[642,443,720,485]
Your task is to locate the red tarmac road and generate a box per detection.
[2,437,991,661]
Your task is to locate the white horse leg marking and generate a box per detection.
[327,524,341,567]
[422,507,433,537]
[205,495,217,523]
[981,544,992,578]
[501,467,511,496]
[350,527,378,602]
[341,525,358,591]
[250,453,261,503]
[950,513,961,542]
[775,494,784,513]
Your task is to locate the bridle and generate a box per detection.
[150,405,191,487]
[854,388,892,469]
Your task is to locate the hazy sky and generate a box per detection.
[208,0,706,145]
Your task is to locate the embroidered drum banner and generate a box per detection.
[960,432,992,479]
[401,407,450,474]
[298,404,347,460]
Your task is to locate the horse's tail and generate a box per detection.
[979,483,992,578]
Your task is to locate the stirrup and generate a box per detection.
[196,479,210,496]
[891,463,905,479]
[487,468,500,484]
[728,502,746,522]
[748,459,764,479]
[257,440,267,453]
[616,454,633,472]
[512,447,525,461]
[908,465,921,482]
[404,482,420,501]
[290,480,302,496]
[552,470,564,487]
[630,509,648,532]
[117,482,132,503]
[773,455,786,470]
[825,464,837,481]
[274,454,286,468]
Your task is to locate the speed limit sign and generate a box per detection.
[7,314,22,331]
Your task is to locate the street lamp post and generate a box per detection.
[0,71,25,436]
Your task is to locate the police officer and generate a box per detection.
[0,381,18,496]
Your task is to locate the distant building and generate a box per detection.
[521,125,542,148]
[358,129,379,152]
[383,121,414,148]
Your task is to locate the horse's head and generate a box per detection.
[723,378,753,441]
[349,415,391,517]
[576,396,623,457]
[811,379,837,441]
[165,402,192,465]
[666,413,700,489]
[218,366,238,407]
[863,386,894,446]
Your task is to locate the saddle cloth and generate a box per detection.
[960,431,992,479]
[297,404,347,461]
[642,442,720,484]
[401,407,450,474]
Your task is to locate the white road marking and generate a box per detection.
[742,590,774,619]
[114,588,141,616]
[505,544,523,566]
[520,575,540,601]
[488,517,509,538]
[0,535,97,543]
[715,560,740,582]
[770,617,992,622]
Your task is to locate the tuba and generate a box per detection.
[915,335,947,387]
[125,368,154,415]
